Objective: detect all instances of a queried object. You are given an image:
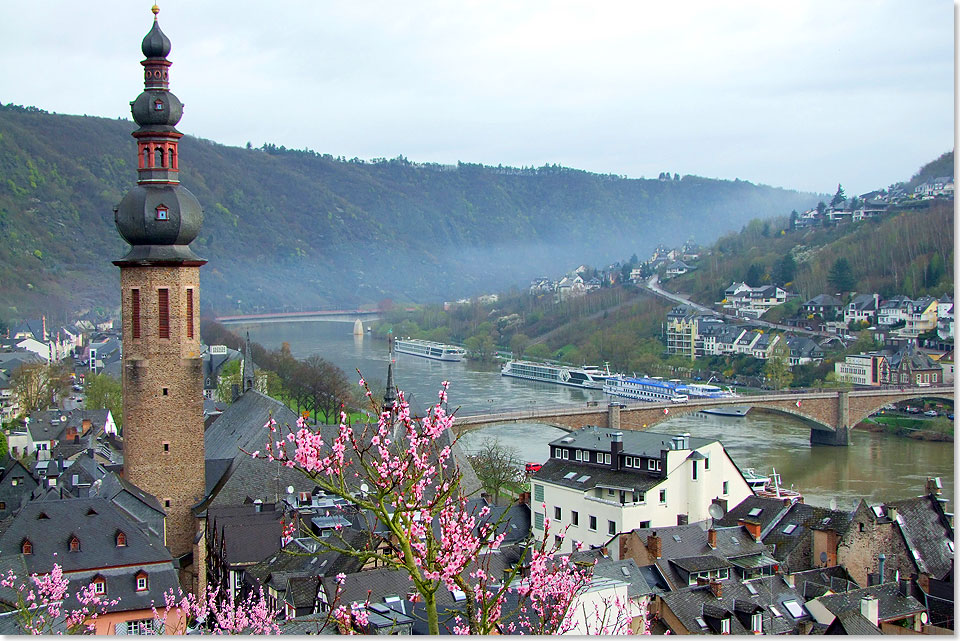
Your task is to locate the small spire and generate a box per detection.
[242,332,255,392]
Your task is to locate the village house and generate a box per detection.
[844,293,881,327]
[530,428,753,555]
[801,294,844,320]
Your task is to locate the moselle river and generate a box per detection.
[245,321,954,510]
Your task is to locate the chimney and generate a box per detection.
[231,383,241,402]
[647,531,662,559]
[784,574,795,588]
[517,491,529,506]
[860,595,879,627]
[480,492,492,505]
[709,580,722,599]
[898,578,911,598]
[886,506,898,522]
[707,528,717,549]
[81,418,92,435]
[677,513,688,526]
[739,518,762,542]
[600,546,609,558]
[611,432,623,471]
[926,477,943,496]
[697,576,710,586]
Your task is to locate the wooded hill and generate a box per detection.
[0,103,818,323]
[667,199,953,306]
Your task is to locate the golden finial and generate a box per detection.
[152,4,160,16]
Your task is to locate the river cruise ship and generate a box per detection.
[500,361,613,389]
[394,338,466,362]
[603,376,690,402]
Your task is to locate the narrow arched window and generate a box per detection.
[155,147,164,168]
[169,147,177,169]
[142,147,150,168]
[21,539,32,555]
[116,531,127,547]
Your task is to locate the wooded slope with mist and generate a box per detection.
[0,103,820,321]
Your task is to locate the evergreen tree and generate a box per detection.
[745,262,765,287]
[830,183,846,208]
[827,257,855,292]
[774,253,796,285]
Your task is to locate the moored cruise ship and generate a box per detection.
[501,360,614,389]
[603,376,690,402]
[394,338,466,362]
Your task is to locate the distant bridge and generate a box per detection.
[215,310,382,325]
[454,386,954,446]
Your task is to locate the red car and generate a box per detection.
[525,462,542,474]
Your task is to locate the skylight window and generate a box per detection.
[745,582,758,595]
[769,605,782,618]
[563,472,577,480]
[695,617,708,630]
[673,535,681,542]
[731,537,740,545]
[576,475,591,483]
[782,524,797,535]
[782,600,805,618]
[871,505,885,518]
[748,507,763,517]
[620,567,630,577]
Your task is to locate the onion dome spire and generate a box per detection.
[114,5,203,265]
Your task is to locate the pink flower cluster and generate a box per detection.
[2,563,119,634]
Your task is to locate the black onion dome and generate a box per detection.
[131,91,183,127]
[114,184,203,258]
[141,19,172,59]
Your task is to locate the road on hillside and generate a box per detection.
[644,275,835,339]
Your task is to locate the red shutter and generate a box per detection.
[186,289,194,339]
[131,289,141,339]
[158,289,169,338]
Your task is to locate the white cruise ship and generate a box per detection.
[394,338,466,362]
[500,360,614,389]
[603,376,689,402]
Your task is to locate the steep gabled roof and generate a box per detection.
[888,493,954,580]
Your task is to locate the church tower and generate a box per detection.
[113,5,205,588]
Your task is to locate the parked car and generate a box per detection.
[525,462,542,474]
[905,406,920,414]
[924,410,938,417]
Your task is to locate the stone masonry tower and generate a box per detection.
[113,5,205,589]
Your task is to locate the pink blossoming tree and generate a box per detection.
[251,378,639,634]
[0,564,119,634]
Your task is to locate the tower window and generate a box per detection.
[155,147,164,168]
[142,147,149,169]
[186,289,194,338]
[154,99,163,110]
[162,388,169,396]
[163,442,170,453]
[158,288,170,338]
[156,206,168,221]
[131,288,141,339]
[164,499,171,509]
[169,147,177,169]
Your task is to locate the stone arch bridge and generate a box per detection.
[453,386,954,446]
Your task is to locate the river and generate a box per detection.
[244,321,954,510]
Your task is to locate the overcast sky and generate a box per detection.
[0,1,953,194]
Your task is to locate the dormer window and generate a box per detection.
[69,536,81,552]
[21,539,32,555]
[94,576,106,595]
[135,571,148,592]
[751,612,762,633]
[156,205,169,221]
[720,618,731,634]
[116,531,127,547]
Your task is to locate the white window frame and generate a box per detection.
[136,575,148,591]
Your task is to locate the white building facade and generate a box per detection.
[530,427,753,556]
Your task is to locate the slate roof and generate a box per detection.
[628,524,769,589]
[670,555,733,573]
[825,608,883,635]
[592,557,657,598]
[204,390,299,461]
[208,504,283,568]
[0,461,39,520]
[0,497,171,576]
[547,425,715,458]
[660,575,811,635]
[848,293,880,312]
[716,496,793,536]
[814,583,924,622]
[758,502,854,566]
[888,493,954,580]
[804,294,843,308]
[531,458,663,494]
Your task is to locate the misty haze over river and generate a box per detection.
[245,321,953,510]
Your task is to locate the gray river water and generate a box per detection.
[245,321,954,510]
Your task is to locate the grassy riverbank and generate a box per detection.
[860,415,954,442]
